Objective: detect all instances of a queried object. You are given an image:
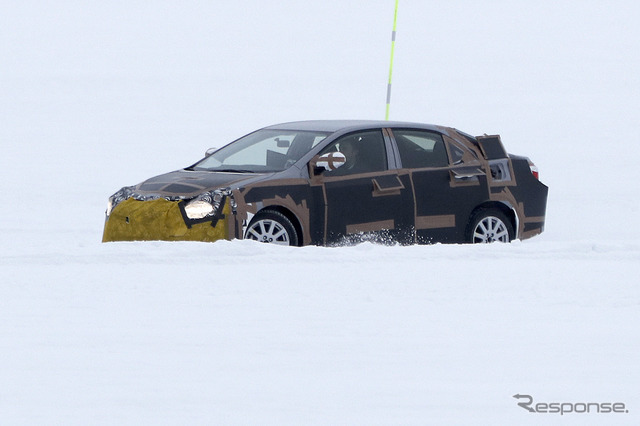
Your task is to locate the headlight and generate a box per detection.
[184,199,215,219]
[182,189,234,222]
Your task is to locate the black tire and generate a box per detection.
[244,210,299,246]
[466,208,514,243]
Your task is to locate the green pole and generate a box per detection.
[385,0,399,120]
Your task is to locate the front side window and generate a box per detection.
[192,129,329,172]
[393,129,449,168]
[320,130,387,176]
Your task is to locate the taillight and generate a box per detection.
[527,159,539,180]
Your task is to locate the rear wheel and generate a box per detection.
[245,210,299,246]
[467,208,514,243]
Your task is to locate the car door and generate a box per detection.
[389,128,488,243]
[316,129,415,244]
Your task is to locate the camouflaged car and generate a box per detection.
[103,120,548,246]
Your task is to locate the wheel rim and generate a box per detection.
[246,219,290,245]
[473,216,509,243]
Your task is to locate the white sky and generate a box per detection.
[1,0,639,235]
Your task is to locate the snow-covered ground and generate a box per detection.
[1,1,639,424]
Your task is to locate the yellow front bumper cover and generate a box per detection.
[102,197,230,242]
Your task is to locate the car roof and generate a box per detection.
[264,120,448,134]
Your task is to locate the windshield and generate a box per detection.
[191,129,330,173]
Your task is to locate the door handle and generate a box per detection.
[372,176,405,197]
[451,167,484,180]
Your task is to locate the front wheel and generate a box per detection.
[245,210,299,246]
[467,208,514,243]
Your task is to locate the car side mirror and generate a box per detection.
[311,152,346,175]
[205,147,217,157]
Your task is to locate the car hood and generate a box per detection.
[132,169,272,199]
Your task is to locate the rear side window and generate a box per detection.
[448,142,465,164]
[393,130,448,168]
